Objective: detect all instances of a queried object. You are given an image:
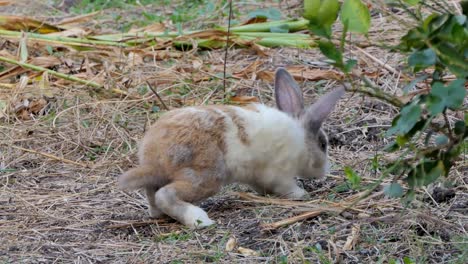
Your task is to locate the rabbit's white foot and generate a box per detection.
[273,182,308,199]
[182,205,215,229]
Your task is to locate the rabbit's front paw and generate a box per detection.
[287,186,309,199]
[274,183,309,199]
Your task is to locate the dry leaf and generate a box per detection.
[233,60,263,79]
[343,225,360,251]
[47,27,88,38]
[257,66,343,83]
[230,95,259,104]
[225,236,237,252]
[130,23,166,33]
[57,11,100,26]
[0,49,15,59]
[29,98,48,114]
[0,1,11,6]
[240,17,268,26]
[38,71,54,98]
[0,15,63,33]
[127,52,144,67]
[238,247,259,256]
[357,213,370,219]
[192,59,203,69]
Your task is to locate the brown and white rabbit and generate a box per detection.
[119,68,344,229]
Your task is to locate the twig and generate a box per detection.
[146,81,169,110]
[10,145,90,168]
[352,46,409,81]
[223,0,233,97]
[106,219,169,229]
[442,110,455,141]
[347,80,404,108]
[262,211,322,230]
[235,192,316,207]
[0,55,102,88]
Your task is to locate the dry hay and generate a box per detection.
[1,1,467,263]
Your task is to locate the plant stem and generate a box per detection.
[0,56,102,88]
[348,77,404,108]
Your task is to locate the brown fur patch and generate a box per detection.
[204,105,250,145]
[131,107,228,197]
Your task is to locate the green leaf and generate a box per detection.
[403,256,416,264]
[402,189,415,205]
[408,160,445,188]
[403,0,420,6]
[344,59,357,73]
[303,0,321,20]
[435,43,468,78]
[340,0,371,34]
[396,135,408,146]
[403,74,429,94]
[453,120,466,135]
[344,166,361,189]
[408,48,436,71]
[306,0,340,38]
[270,24,289,33]
[435,134,449,145]
[384,141,400,152]
[316,0,340,27]
[384,183,404,198]
[248,7,282,20]
[387,102,422,136]
[424,161,445,185]
[318,40,343,63]
[427,79,466,115]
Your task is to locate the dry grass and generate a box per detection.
[1,0,467,263]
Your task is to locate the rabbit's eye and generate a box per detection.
[320,141,327,151]
[317,132,327,152]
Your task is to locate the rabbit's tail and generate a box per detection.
[118,165,164,190]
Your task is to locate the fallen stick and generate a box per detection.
[235,191,318,207]
[106,219,169,229]
[11,145,90,168]
[262,210,322,230]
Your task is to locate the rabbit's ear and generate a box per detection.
[303,86,345,133]
[275,68,304,117]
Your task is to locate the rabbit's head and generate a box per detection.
[274,68,344,180]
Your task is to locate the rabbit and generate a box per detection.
[119,68,345,229]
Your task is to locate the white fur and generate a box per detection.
[221,104,306,185]
[182,205,215,229]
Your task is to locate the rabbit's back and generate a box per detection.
[137,104,306,185]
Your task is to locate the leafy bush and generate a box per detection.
[304,0,467,200]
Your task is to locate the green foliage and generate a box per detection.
[400,14,468,78]
[386,101,422,136]
[340,0,371,34]
[248,7,282,21]
[304,0,340,37]
[303,0,468,203]
[344,166,362,189]
[408,48,436,71]
[384,183,404,198]
[426,80,466,115]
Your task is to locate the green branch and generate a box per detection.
[0,56,102,88]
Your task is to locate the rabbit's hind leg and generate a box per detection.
[145,187,164,218]
[154,176,220,229]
